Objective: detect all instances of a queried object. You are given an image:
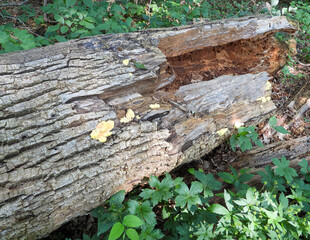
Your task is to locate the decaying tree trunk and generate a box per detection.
[0,16,295,239]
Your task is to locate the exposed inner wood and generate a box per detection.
[165,36,287,89]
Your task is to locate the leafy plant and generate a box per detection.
[230,126,263,152]
[90,157,310,240]
[269,116,290,134]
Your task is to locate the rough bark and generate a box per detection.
[0,16,295,239]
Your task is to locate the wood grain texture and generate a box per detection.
[0,16,294,239]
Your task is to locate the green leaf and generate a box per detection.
[54,14,64,24]
[217,172,235,184]
[139,189,155,200]
[84,16,96,23]
[209,204,229,215]
[97,218,114,236]
[279,192,288,208]
[273,157,298,182]
[274,126,290,134]
[269,116,277,127]
[110,190,125,206]
[46,24,60,33]
[134,61,147,69]
[223,189,234,211]
[194,171,222,191]
[83,0,94,9]
[230,134,237,152]
[96,22,111,31]
[55,35,67,42]
[189,181,203,195]
[79,20,95,29]
[126,229,139,240]
[238,173,255,183]
[0,32,9,44]
[271,0,279,7]
[175,195,188,208]
[66,0,76,8]
[298,158,309,174]
[65,19,72,27]
[108,222,124,240]
[123,215,144,228]
[60,25,69,34]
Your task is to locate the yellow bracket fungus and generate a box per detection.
[149,103,160,109]
[90,120,114,143]
[123,59,130,66]
[120,109,135,123]
[217,128,228,136]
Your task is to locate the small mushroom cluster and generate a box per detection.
[90,120,114,143]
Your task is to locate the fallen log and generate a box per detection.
[0,16,295,239]
[231,136,310,185]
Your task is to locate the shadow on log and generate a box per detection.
[0,16,295,239]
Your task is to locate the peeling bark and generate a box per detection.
[0,16,295,239]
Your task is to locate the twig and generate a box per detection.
[0,0,29,8]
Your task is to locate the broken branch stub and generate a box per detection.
[0,16,295,239]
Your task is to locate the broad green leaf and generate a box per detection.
[84,16,96,23]
[82,233,91,240]
[83,0,94,9]
[0,32,9,44]
[60,25,69,34]
[229,165,238,177]
[209,204,229,215]
[139,189,155,200]
[175,195,188,208]
[134,61,146,69]
[66,0,76,8]
[279,192,288,208]
[217,172,234,184]
[108,222,124,240]
[273,157,298,182]
[238,173,255,182]
[110,190,125,206]
[96,22,111,31]
[97,218,114,236]
[126,228,139,240]
[189,181,203,195]
[274,126,290,134]
[123,215,144,228]
[176,182,189,195]
[46,24,60,33]
[65,20,72,27]
[194,171,221,190]
[223,189,234,211]
[271,0,279,7]
[269,116,277,127]
[55,35,67,42]
[54,14,64,24]
[79,20,95,29]
[298,158,309,174]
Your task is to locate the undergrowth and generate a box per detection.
[81,157,310,240]
[71,116,310,240]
